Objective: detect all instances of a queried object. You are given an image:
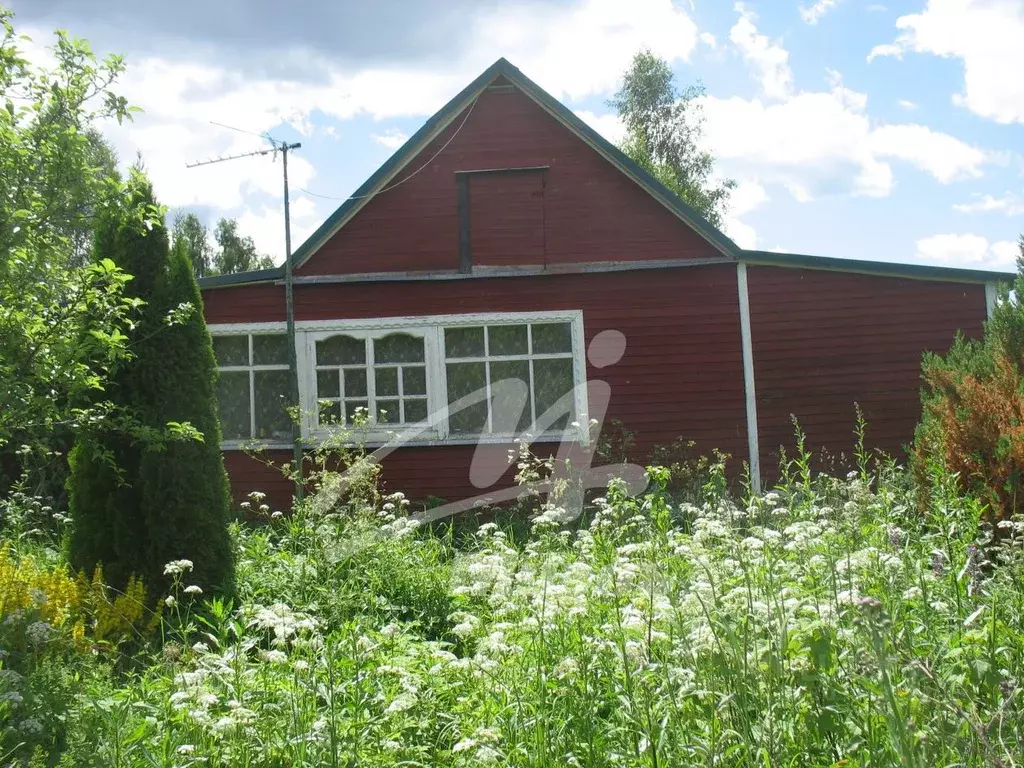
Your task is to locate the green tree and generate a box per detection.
[0,11,143,485]
[69,173,234,596]
[172,211,213,278]
[610,50,734,229]
[212,217,275,274]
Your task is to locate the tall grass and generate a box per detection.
[4,441,1024,765]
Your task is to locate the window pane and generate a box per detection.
[213,335,248,366]
[446,362,488,433]
[403,365,426,395]
[316,369,340,398]
[533,358,574,431]
[375,367,399,396]
[345,401,368,425]
[216,371,250,440]
[375,333,424,363]
[445,326,484,358]
[404,398,428,423]
[532,322,572,354]
[316,335,365,366]
[377,399,400,424]
[488,325,528,356]
[254,370,293,440]
[344,368,367,397]
[490,360,531,433]
[252,334,288,365]
[318,399,341,426]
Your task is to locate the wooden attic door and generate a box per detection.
[464,169,546,268]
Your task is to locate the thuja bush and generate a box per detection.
[45,439,1024,767]
[68,173,233,597]
[915,236,1024,527]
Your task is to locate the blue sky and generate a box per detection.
[15,0,1024,271]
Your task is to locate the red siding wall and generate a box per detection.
[470,171,546,267]
[205,264,748,508]
[747,266,987,473]
[295,84,721,276]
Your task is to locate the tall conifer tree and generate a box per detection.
[69,173,234,596]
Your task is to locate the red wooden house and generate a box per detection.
[199,58,1010,510]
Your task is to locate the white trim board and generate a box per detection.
[736,262,761,494]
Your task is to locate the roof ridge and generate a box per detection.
[285,56,740,272]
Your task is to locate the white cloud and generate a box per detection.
[723,180,768,248]
[700,32,718,49]
[20,0,700,261]
[869,124,986,183]
[574,110,626,145]
[370,129,409,150]
[236,196,322,263]
[730,4,793,100]
[869,0,1024,124]
[914,233,1018,269]
[898,99,917,110]
[702,8,991,201]
[866,43,903,62]
[954,191,1024,215]
[800,0,842,24]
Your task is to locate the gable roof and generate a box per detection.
[286,57,740,271]
[197,58,1015,290]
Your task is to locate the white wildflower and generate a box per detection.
[163,559,194,576]
[386,692,417,713]
[19,718,43,736]
[553,657,579,679]
[24,621,51,647]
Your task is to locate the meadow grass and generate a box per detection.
[3,442,1024,766]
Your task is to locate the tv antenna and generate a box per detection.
[187,132,305,501]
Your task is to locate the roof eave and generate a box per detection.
[198,266,284,290]
[742,249,1015,284]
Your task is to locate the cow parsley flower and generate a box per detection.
[164,559,194,576]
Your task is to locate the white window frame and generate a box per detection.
[302,326,442,442]
[208,323,290,449]
[208,310,589,449]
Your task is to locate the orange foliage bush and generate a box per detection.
[917,350,1024,525]
[915,237,1024,527]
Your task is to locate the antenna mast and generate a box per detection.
[187,136,305,503]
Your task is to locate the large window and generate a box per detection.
[212,331,292,443]
[444,322,576,435]
[209,311,585,447]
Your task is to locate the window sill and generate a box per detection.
[220,432,583,452]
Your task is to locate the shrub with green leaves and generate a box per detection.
[68,174,233,598]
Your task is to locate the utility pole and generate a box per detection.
[279,141,303,503]
[187,138,305,503]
